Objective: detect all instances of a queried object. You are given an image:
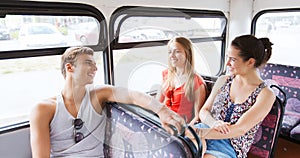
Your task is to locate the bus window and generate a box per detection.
[0,15,100,51]
[253,9,300,146]
[117,17,225,43]
[0,2,106,128]
[0,52,104,127]
[254,10,300,67]
[110,7,226,93]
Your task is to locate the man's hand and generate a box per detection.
[156,106,185,136]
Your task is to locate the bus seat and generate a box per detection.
[201,76,217,101]
[104,102,195,158]
[260,63,300,143]
[248,85,286,158]
[0,126,32,158]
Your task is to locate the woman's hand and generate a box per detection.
[212,120,230,134]
[189,117,200,126]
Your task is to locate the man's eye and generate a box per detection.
[86,61,92,65]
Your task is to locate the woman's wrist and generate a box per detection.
[201,112,217,128]
[196,128,203,139]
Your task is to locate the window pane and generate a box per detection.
[113,46,167,92]
[112,7,226,92]
[113,42,220,92]
[194,41,222,76]
[118,16,226,43]
[0,15,100,51]
[0,51,104,127]
[255,11,300,66]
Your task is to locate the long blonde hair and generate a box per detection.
[165,36,195,102]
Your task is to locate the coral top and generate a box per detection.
[161,69,204,122]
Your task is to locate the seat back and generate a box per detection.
[104,102,194,158]
[260,63,300,141]
[0,124,32,158]
[248,85,286,158]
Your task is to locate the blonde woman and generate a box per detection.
[157,36,207,125]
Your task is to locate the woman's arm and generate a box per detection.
[199,75,228,127]
[199,87,276,139]
[155,84,165,103]
[156,70,166,103]
[189,84,206,125]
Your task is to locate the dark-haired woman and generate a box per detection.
[191,35,276,158]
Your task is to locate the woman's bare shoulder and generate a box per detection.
[261,85,276,100]
[212,75,229,88]
[216,74,229,82]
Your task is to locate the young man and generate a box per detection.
[30,47,185,158]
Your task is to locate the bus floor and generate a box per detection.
[275,137,300,158]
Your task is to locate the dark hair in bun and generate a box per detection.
[231,35,273,67]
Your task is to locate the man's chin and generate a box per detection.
[85,81,94,87]
[86,80,94,85]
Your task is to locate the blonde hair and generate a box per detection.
[165,36,195,101]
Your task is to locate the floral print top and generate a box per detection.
[210,75,267,158]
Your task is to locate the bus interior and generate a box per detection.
[0,0,299,157]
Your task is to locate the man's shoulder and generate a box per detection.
[38,96,56,105]
[90,84,113,93]
[30,96,57,122]
[89,84,114,100]
[34,97,57,113]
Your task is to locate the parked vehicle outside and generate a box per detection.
[73,22,99,45]
[118,26,179,43]
[0,24,10,40]
[18,23,67,48]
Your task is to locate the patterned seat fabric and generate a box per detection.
[260,63,300,141]
[248,97,284,158]
[104,102,194,158]
[248,62,300,158]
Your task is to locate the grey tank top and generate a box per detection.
[50,87,107,157]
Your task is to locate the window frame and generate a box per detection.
[0,0,108,131]
[108,6,227,85]
[252,8,300,34]
[0,1,108,60]
[252,8,300,67]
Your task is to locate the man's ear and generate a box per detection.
[66,63,73,72]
